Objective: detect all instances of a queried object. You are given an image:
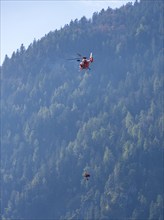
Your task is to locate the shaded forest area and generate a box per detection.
[1,0,163,219]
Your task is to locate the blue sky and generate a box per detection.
[1,0,134,64]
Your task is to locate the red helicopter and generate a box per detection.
[68,52,93,70]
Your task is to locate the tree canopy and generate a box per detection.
[1,1,163,219]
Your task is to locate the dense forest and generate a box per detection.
[1,0,163,219]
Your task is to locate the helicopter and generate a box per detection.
[68,52,93,70]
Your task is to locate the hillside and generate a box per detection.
[1,0,163,219]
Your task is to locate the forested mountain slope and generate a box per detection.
[1,0,163,219]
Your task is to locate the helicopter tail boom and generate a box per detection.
[90,52,93,62]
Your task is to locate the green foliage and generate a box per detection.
[1,1,163,219]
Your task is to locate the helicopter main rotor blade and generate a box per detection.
[77,53,88,59]
[67,58,81,62]
[77,53,83,57]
